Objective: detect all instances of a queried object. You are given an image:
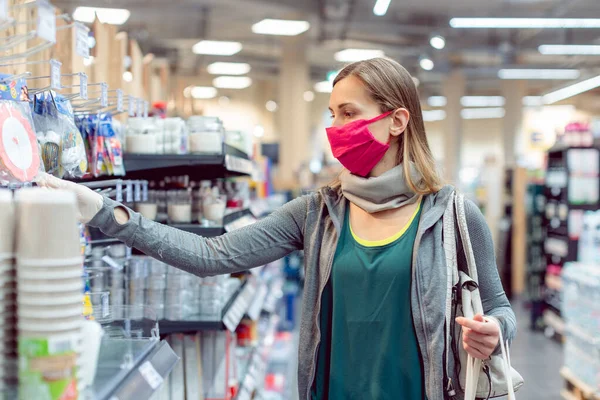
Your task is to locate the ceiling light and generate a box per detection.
[122,71,133,82]
[73,7,131,25]
[253,125,265,138]
[373,0,391,16]
[428,96,447,107]
[538,44,600,55]
[252,19,310,36]
[83,56,94,67]
[419,56,434,71]
[430,35,446,50]
[303,91,315,102]
[193,40,242,56]
[87,35,96,49]
[213,76,252,89]
[449,17,600,29]
[522,96,544,106]
[314,81,333,93]
[461,107,506,119]
[542,75,600,104]
[334,49,385,62]
[498,69,580,80]
[265,101,278,112]
[207,62,251,75]
[460,96,505,107]
[190,86,217,99]
[422,110,446,122]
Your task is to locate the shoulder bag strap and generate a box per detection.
[455,192,479,284]
[443,191,459,396]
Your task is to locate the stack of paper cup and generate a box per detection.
[15,188,83,399]
[0,190,16,390]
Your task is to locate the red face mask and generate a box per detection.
[326,111,393,177]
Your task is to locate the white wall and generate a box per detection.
[425,118,504,170]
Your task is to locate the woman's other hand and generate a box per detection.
[456,314,500,360]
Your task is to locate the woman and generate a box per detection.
[43,57,516,400]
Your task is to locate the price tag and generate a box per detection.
[116,89,124,112]
[75,22,89,58]
[100,83,108,107]
[79,73,88,100]
[50,59,61,90]
[126,181,133,203]
[138,361,164,390]
[36,0,56,43]
[142,181,148,201]
[144,101,149,118]
[134,181,141,202]
[0,0,8,23]
[116,182,123,202]
[101,255,122,270]
[137,98,143,117]
[128,95,135,117]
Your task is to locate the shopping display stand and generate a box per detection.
[542,144,600,341]
[560,367,600,400]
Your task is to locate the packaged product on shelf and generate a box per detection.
[187,116,224,154]
[0,100,44,185]
[562,263,600,390]
[203,187,226,226]
[31,93,88,178]
[125,117,159,154]
[76,113,125,177]
[167,189,193,224]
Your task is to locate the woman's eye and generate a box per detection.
[330,114,335,119]
[344,111,354,118]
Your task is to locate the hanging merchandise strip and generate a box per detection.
[79,73,87,100]
[75,22,89,58]
[144,101,149,118]
[36,0,56,43]
[137,98,143,117]
[116,89,123,113]
[100,83,108,108]
[128,95,135,117]
[50,59,61,90]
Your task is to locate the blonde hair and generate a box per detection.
[331,57,443,195]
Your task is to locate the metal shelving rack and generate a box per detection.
[542,144,600,340]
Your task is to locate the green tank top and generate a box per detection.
[311,202,426,400]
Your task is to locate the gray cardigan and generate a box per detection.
[89,184,516,400]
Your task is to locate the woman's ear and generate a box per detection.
[390,108,410,137]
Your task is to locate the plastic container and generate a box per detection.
[15,189,81,263]
[19,277,83,292]
[19,303,82,319]
[18,292,83,306]
[17,264,82,279]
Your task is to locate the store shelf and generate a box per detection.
[86,338,178,400]
[120,144,253,179]
[235,315,280,400]
[560,367,600,400]
[159,278,258,334]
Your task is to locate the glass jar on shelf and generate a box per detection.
[202,187,226,227]
[167,189,192,224]
[187,116,224,155]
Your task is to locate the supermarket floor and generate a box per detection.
[499,301,563,400]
